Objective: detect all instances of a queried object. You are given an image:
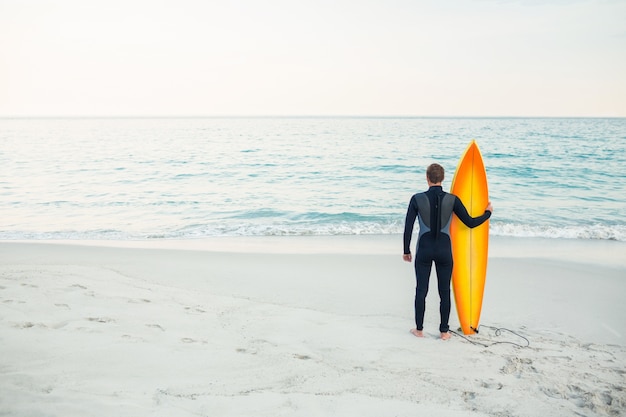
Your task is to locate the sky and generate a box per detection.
[1,0,625,117]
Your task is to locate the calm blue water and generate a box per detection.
[1,117,625,241]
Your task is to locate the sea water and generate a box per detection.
[1,117,625,241]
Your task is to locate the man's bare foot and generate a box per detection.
[410,328,424,338]
[440,332,451,340]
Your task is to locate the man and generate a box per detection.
[403,163,493,340]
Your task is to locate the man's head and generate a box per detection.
[426,163,445,184]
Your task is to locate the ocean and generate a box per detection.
[1,117,625,242]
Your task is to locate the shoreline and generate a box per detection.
[4,233,626,266]
[1,235,625,416]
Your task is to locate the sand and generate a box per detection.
[1,235,625,416]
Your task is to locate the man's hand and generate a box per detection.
[486,201,493,213]
[403,253,412,262]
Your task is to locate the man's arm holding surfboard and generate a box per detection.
[453,199,493,227]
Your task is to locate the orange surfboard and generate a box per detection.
[450,140,489,335]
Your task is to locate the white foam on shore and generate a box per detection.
[1,220,625,242]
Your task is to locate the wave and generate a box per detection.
[489,222,626,241]
[1,221,625,242]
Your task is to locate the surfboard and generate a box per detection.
[449,140,490,335]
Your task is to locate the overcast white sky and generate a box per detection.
[1,0,625,117]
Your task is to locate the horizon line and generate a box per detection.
[1,114,625,120]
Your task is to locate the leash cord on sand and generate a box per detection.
[450,325,530,348]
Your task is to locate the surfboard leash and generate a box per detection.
[450,325,530,348]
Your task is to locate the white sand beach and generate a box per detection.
[1,235,625,416]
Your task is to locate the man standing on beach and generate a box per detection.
[403,163,492,340]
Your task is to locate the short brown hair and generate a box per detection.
[427,163,445,183]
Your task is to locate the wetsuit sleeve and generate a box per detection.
[403,196,418,254]
[452,196,491,228]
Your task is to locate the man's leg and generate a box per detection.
[435,262,452,334]
[414,254,433,331]
[434,241,454,334]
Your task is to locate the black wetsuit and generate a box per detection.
[403,186,491,333]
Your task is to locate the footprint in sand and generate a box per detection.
[184,305,206,314]
[87,317,115,323]
[14,322,45,329]
[236,347,258,355]
[462,391,477,401]
[180,337,208,344]
[70,284,87,290]
[480,379,504,390]
[129,298,151,304]
[293,354,312,360]
[501,356,536,377]
[121,334,145,341]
